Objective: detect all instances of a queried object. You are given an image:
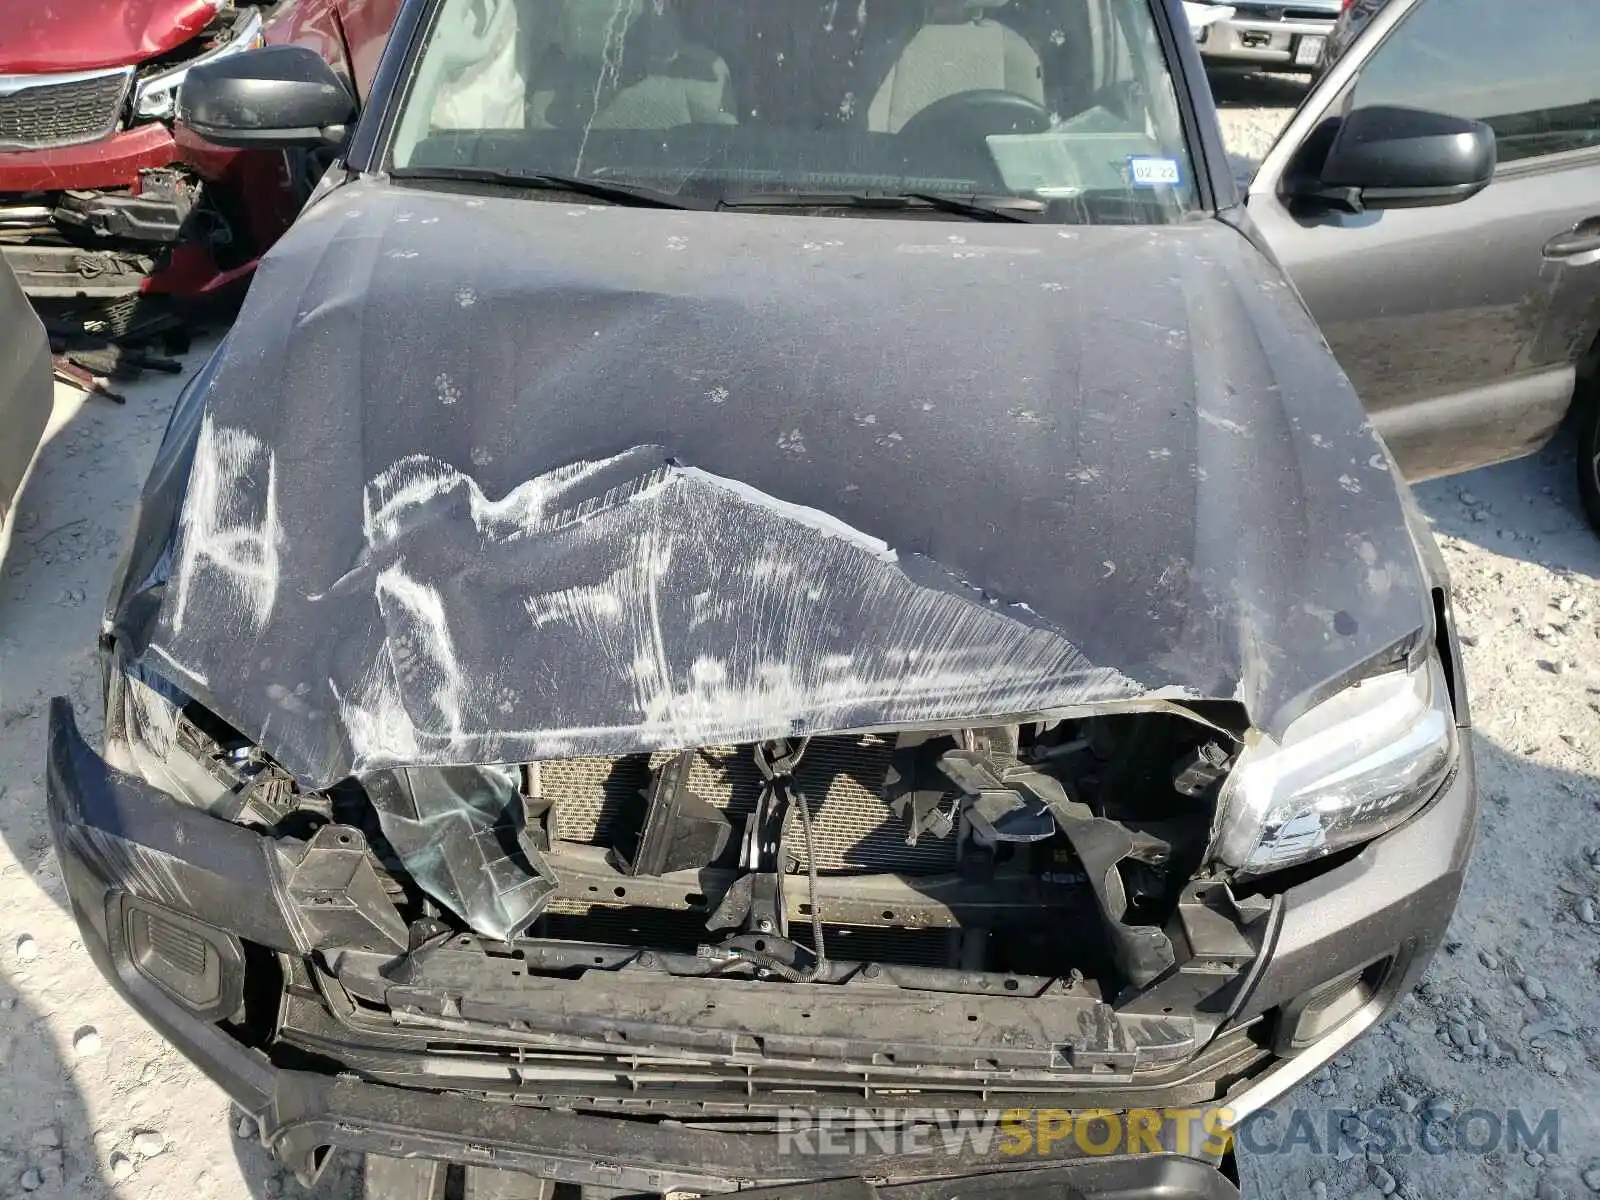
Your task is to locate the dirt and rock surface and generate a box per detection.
[1,75,1596,1200]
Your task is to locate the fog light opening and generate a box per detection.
[1284,957,1389,1051]
[120,895,245,1021]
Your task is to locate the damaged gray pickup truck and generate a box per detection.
[47,0,1500,1196]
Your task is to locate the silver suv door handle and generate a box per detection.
[1544,218,1600,262]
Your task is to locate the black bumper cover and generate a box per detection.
[46,698,1478,1198]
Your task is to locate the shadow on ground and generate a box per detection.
[1412,419,1600,578]
[0,970,107,1196]
[0,957,363,1199]
[1205,67,1314,109]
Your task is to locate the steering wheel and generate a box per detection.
[895,89,1054,146]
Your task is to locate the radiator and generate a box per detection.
[542,734,957,874]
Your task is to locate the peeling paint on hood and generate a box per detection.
[113,181,1431,789]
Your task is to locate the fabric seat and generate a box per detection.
[867,1,1045,133]
[526,0,737,130]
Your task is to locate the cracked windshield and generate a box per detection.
[391,0,1198,221]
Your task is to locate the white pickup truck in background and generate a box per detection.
[1184,0,1341,69]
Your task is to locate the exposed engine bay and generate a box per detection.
[131,673,1241,1000]
[514,717,1231,992]
[92,666,1300,1116]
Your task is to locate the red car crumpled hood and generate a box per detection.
[0,0,221,74]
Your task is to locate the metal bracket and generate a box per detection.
[707,739,811,940]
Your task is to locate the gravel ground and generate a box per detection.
[1209,68,1305,184]
[0,77,1596,1200]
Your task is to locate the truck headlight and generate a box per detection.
[1213,655,1457,875]
[133,8,265,122]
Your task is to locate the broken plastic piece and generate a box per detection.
[620,751,731,876]
[285,825,409,953]
[884,734,958,846]
[964,787,1057,843]
[1053,817,1176,988]
[363,765,557,941]
[1171,742,1231,798]
[938,737,1175,987]
[938,743,1084,846]
[894,787,956,845]
[214,762,302,828]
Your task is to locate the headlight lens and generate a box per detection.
[132,8,265,122]
[1213,654,1457,875]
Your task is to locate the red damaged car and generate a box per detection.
[0,0,398,316]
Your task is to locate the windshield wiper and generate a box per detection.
[392,165,710,210]
[898,192,1050,222]
[718,191,1049,223]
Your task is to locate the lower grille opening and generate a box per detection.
[280,960,1275,1110]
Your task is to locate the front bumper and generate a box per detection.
[1195,12,1337,68]
[0,125,184,298]
[1,123,277,301]
[46,698,1477,1197]
[0,123,178,193]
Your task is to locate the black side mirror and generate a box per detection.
[177,45,357,150]
[1290,105,1496,214]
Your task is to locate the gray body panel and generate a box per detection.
[1250,0,1600,480]
[0,255,51,532]
[1254,151,1600,478]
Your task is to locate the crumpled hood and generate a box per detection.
[119,180,1430,789]
[0,0,220,73]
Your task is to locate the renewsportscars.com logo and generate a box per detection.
[778,1107,1232,1158]
[773,1106,1561,1160]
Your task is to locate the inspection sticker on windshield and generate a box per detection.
[1127,156,1183,188]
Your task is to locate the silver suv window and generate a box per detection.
[1348,0,1600,165]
